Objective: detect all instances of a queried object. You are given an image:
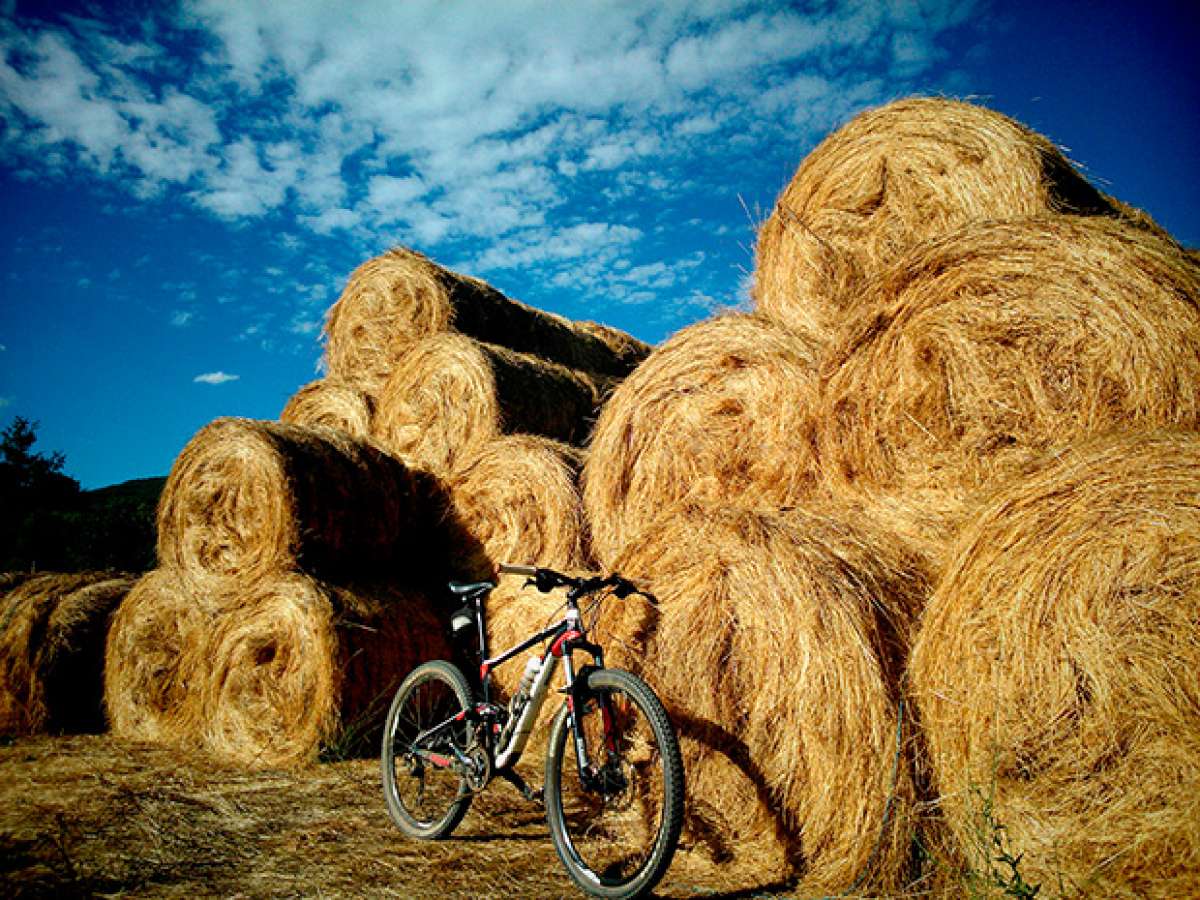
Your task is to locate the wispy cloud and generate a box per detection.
[193,371,238,385]
[0,1,980,341]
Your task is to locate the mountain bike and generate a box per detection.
[381,564,684,899]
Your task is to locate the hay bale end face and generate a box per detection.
[601,500,930,894]
[818,217,1200,525]
[157,418,448,589]
[104,568,215,745]
[753,97,1159,339]
[279,378,374,440]
[323,247,649,394]
[372,334,604,475]
[583,313,823,567]
[0,572,134,735]
[909,430,1200,899]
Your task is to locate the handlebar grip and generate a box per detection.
[499,563,539,577]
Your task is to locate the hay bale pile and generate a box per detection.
[580,96,1200,894]
[1,572,135,735]
[107,255,648,764]
[909,431,1200,899]
[310,247,648,478]
[106,419,458,767]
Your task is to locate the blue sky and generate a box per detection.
[1,0,1197,488]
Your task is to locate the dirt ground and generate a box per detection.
[0,735,802,899]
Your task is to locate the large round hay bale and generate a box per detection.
[372,333,604,475]
[599,500,930,894]
[323,246,649,394]
[157,418,446,590]
[279,378,374,440]
[444,435,586,697]
[582,313,823,566]
[201,574,449,769]
[104,568,215,745]
[909,430,1200,899]
[818,217,1200,530]
[753,97,1157,338]
[0,572,134,734]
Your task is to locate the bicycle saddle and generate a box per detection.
[448,580,495,596]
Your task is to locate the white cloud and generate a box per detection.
[170,310,194,327]
[1,0,981,345]
[193,371,239,384]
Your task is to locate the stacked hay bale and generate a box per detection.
[1,571,135,734]
[310,250,648,674]
[106,418,454,768]
[582,96,1199,895]
[909,431,1200,899]
[752,96,1168,341]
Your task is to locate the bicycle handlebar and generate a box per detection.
[498,563,645,600]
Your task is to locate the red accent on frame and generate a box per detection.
[479,662,490,682]
[427,753,452,768]
[601,703,618,753]
[453,710,466,722]
[550,629,583,658]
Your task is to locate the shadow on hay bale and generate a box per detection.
[279,377,374,440]
[753,97,1171,340]
[817,217,1200,560]
[598,499,931,895]
[583,313,823,567]
[372,334,606,475]
[910,429,1200,898]
[157,418,452,591]
[323,246,649,395]
[0,572,134,735]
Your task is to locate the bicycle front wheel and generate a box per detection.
[545,667,684,899]
[381,659,475,840]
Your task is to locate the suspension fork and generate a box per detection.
[562,650,618,786]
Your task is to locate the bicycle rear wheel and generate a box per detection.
[544,667,684,899]
[381,659,475,839]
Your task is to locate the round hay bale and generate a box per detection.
[818,217,1200,529]
[323,246,650,394]
[36,575,136,733]
[0,571,133,734]
[598,500,930,894]
[201,574,450,769]
[908,430,1200,899]
[279,378,374,440]
[104,568,216,745]
[444,435,586,698]
[582,313,823,567]
[753,97,1153,338]
[157,418,446,590]
[372,333,604,475]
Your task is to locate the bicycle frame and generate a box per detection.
[408,586,609,781]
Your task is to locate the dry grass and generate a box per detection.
[0,572,134,735]
[817,217,1200,548]
[279,378,374,440]
[323,246,649,395]
[753,97,1164,339]
[909,429,1200,899]
[597,499,931,895]
[582,313,823,566]
[0,733,810,898]
[157,418,447,589]
[372,334,605,475]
